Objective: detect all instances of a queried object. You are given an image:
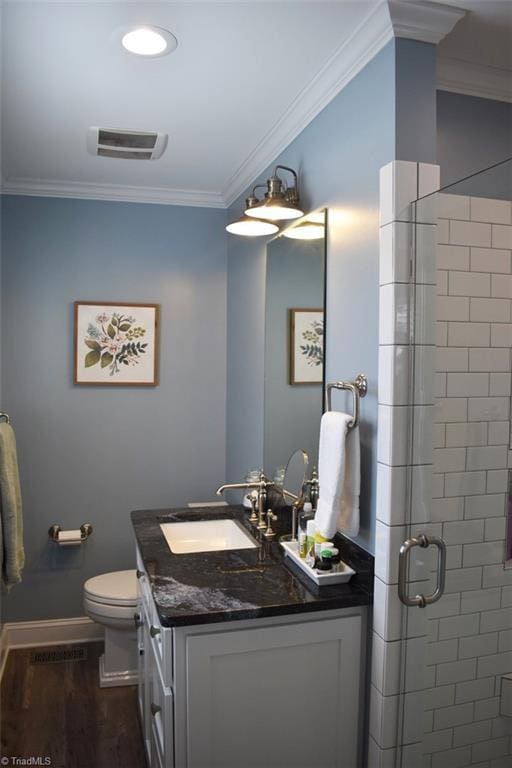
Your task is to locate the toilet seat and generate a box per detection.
[84,569,138,606]
[84,595,137,621]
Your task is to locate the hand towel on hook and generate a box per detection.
[315,412,360,539]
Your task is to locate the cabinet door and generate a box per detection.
[184,614,362,768]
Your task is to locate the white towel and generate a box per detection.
[315,412,360,539]
[0,422,24,588]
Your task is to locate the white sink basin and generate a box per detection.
[160,519,258,555]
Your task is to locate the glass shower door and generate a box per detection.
[393,159,512,768]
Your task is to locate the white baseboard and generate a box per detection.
[1,616,103,653]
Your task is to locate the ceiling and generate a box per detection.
[1,1,511,207]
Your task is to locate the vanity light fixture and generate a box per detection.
[225,186,279,237]
[245,166,304,221]
[120,25,178,57]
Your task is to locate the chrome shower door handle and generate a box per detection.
[398,534,446,608]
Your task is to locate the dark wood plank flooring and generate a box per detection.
[1,642,146,768]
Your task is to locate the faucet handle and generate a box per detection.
[248,491,258,524]
[264,509,277,539]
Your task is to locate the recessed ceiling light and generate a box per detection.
[120,25,177,57]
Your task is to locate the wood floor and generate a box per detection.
[0,642,147,768]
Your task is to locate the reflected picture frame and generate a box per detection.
[289,308,324,385]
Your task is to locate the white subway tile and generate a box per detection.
[443,519,484,545]
[465,494,507,520]
[446,422,487,448]
[378,345,409,406]
[378,405,409,466]
[446,544,462,570]
[498,629,512,651]
[471,248,511,274]
[447,372,489,397]
[491,273,512,298]
[452,719,491,747]
[492,225,512,250]
[415,285,436,344]
[490,373,512,397]
[422,728,453,755]
[411,464,434,524]
[416,224,437,284]
[369,685,399,750]
[491,323,512,347]
[474,696,501,722]
[379,222,410,285]
[433,703,473,731]
[438,243,470,271]
[444,471,486,497]
[437,219,450,245]
[477,651,512,678]
[433,423,446,449]
[428,638,458,665]
[466,445,508,471]
[439,193,470,220]
[480,608,512,634]
[470,348,511,372]
[426,591,461,619]
[449,270,490,297]
[490,716,512,738]
[414,345,435,405]
[437,270,448,295]
[471,197,512,225]
[375,521,406,585]
[439,613,479,641]
[433,447,466,473]
[445,566,482,593]
[468,397,510,422]
[483,565,512,589]
[501,586,512,607]
[373,577,402,642]
[437,321,448,346]
[412,405,433,465]
[448,321,490,348]
[455,676,495,704]
[486,470,508,493]
[425,685,455,710]
[463,541,505,567]
[459,633,498,660]
[472,736,509,763]
[470,298,510,323]
[432,473,445,498]
[451,220,492,247]
[371,632,401,696]
[428,619,439,643]
[435,398,468,423]
[376,463,407,526]
[484,516,507,541]
[432,496,464,523]
[437,658,477,686]
[460,587,501,614]
[379,283,410,344]
[419,163,440,199]
[436,347,468,372]
[379,161,418,226]
[432,746,472,768]
[438,296,470,322]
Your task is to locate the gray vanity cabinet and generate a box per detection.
[136,552,367,768]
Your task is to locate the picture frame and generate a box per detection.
[74,301,160,386]
[289,308,324,385]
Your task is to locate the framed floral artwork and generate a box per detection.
[289,308,324,385]
[74,302,159,386]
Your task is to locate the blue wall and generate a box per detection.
[226,41,397,553]
[437,91,512,196]
[1,196,227,621]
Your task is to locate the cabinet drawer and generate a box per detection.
[148,634,174,768]
[136,550,173,687]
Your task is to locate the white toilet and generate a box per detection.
[83,569,138,688]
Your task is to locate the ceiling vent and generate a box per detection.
[86,127,168,160]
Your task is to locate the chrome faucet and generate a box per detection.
[216,472,275,531]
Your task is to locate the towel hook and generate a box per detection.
[0,412,11,424]
[325,374,367,428]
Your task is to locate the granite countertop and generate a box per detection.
[131,505,374,628]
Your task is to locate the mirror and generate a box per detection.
[263,209,326,477]
[281,448,309,505]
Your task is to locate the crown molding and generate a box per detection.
[221,1,394,207]
[437,56,512,104]
[222,1,465,208]
[388,0,465,44]
[1,177,226,208]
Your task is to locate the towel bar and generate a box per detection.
[325,374,367,428]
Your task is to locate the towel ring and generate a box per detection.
[325,374,367,429]
[0,412,10,424]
